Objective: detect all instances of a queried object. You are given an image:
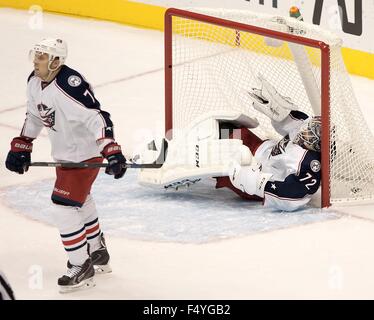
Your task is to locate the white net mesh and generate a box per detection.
[168,8,374,203]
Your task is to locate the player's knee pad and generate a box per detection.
[78,194,98,222]
[51,203,81,232]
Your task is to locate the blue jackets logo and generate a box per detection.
[37,103,57,131]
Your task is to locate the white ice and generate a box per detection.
[1,172,340,244]
[1,8,374,299]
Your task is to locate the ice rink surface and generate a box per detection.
[1,8,374,299]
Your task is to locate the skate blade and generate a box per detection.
[94,264,112,274]
[59,277,95,293]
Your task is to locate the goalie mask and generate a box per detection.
[293,116,321,152]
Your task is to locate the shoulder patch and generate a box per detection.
[55,65,100,109]
[68,75,82,87]
[299,150,321,177]
[310,160,321,173]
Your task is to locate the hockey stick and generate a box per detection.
[29,162,162,169]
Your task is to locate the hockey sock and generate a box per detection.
[79,195,102,254]
[53,204,89,266]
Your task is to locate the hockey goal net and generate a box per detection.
[164,8,374,207]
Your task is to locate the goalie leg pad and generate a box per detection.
[137,111,260,189]
[138,138,254,188]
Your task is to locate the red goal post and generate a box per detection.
[164,8,331,207]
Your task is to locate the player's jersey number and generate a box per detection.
[84,89,95,103]
[299,172,317,190]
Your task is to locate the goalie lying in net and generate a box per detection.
[137,76,321,212]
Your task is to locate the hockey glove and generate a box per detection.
[248,74,297,122]
[101,142,127,179]
[229,162,272,198]
[6,137,33,174]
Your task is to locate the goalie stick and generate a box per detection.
[29,162,162,169]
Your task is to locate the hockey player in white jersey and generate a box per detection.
[224,76,321,211]
[137,75,321,212]
[5,38,127,292]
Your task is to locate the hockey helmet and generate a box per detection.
[29,38,68,71]
[293,116,321,152]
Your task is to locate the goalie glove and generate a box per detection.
[248,74,298,122]
[229,162,272,198]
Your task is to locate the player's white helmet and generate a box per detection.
[293,116,321,152]
[29,38,68,71]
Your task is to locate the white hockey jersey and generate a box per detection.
[21,65,114,162]
[254,111,321,211]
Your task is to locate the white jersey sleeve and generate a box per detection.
[20,72,44,139]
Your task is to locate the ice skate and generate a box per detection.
[91,233,112,274]
[58,258,95,293]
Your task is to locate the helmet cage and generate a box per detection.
[293,116,322,152]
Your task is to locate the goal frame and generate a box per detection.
[164,8,331,207]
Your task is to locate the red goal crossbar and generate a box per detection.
[164,8,331,207]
